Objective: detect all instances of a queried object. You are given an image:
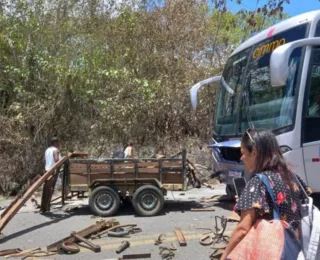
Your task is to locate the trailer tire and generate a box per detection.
[89,186,120,217]
[132,185,164,216]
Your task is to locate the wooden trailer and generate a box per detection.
[64,149,199,217]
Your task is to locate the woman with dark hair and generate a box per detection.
[221,128,312,260]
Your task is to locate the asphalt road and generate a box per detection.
[0,185,236,260]
[1,186,318,260]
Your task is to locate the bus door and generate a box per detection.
[302,47,320,191]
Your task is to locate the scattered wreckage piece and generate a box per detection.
[203,183,215,189]
[4,248,56,259]
[91,224,137,239]
[227,211,240,222]
[60,241,80,254]
[0,248,22,256]
[102,254,152,260]
[210,249,224,259]
[47,219,119,252]
[191,207,216,212]
[199,216,229,247]
[159,244,177,260]
[174,228,187,246]
[0,152,86,234]
[122,253,152,259]
[108,227,142,238]
[154,234,166,245]
[116,241,130,254]
[71,231,101,253]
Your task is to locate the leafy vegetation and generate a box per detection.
[0,0,289,194]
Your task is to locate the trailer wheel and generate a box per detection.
[132,185,164,216]
[89,186,120,217]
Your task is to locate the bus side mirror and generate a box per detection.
[270,38,320,87]
[190,76,222,109]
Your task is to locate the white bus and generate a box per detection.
[190,10,320,196]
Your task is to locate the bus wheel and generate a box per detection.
[89,186,120,217]
[132,185,164,216]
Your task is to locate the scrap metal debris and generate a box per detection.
[199,216,229,247]
[159,244,177,260]
[116,241,130,254]
[71,231,101,252]
[60,241,80,254]
[92,223,137,239]
[210,249,224,259]
[108,227,142,238]
[0,248,22,256]
[4,248,56,259]
[47,219,119,252]
[154,234,166,245]
[122,253,151,259]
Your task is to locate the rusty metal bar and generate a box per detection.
[122,253,151,259]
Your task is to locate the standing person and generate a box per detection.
[124,140,135,159]
[221,128,312,260]
[45,137,61,171]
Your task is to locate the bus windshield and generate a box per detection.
[214,23,308,137]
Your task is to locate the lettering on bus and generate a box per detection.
[253,38,286,59]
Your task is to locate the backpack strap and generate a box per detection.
[257,173,281,220]
[293,174,309,203]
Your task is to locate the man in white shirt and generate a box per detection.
[45,137,61,171]
[124,141,134,158]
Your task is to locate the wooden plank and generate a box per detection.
[191,207,216,212]
[113,172,134,178]
[174,228,187,246]
[113,168,135,173]
[40,166,61,212]
[162,161,182,167]
[138,173,158,179]
[90,173,110,181]
[114,163,135,169]
[90,163,110,169]
[137,162,159,168]
[69,173,88,185]
[47,219,118,252]
[90,168,111,174]
[0,155,71,232]
[69,163,88,169]
[69,163,88,174]
[137,168,159,174]
[70,152,88,158]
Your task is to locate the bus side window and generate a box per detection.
[307,49,320,117]
[303,48,320,143]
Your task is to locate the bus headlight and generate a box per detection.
[280,146,292,154]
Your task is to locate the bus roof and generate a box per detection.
[231,10,320,56]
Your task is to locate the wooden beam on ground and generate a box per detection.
[0,155,71,233]
[174,228,187,246]
[191,207,216,212]
[40,166,61,212]
[47,219,118,252]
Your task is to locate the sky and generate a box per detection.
[227,0,320,16]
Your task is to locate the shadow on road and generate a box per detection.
[51,198,235,219]
[0,212,75,243]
